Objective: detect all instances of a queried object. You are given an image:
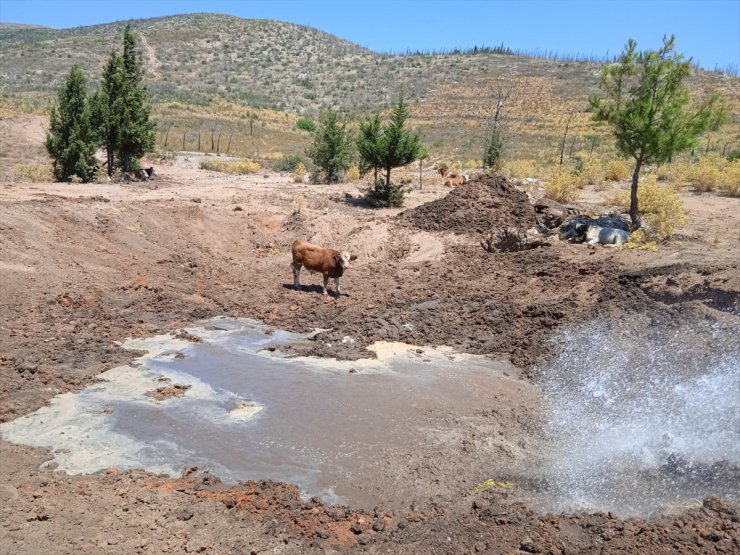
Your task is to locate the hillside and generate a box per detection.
[1,13,738,161]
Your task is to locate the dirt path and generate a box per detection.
[0,149,738,553]
[139,34,161,79]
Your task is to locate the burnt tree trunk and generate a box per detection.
[630,158,643,228]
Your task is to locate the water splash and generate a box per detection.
[532,319,740,516]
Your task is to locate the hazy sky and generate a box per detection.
[1,0,738,70]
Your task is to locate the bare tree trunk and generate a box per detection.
[568,136,576,158]
[106,146,113,177]
[589,137,597,156]
[210,127,215,151]
[705,138,711,154]
[419,159,423,191]
[630,158,643,228]
[182,131,186,151]
[722,142,728,157]
[226,132,233,154]
[216,128,222,154]
[560,111,574,165]
[385,167,392,186]
[164,122,172,148]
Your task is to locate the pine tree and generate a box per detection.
[377,94,424,186]
[590,35,725,226]
[357,113,383,182]
[45,64,98,182]
[306,109,355,183]
[363,94,425,208]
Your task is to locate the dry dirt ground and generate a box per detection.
[1,115,739,553]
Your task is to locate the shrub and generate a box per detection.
[691,158,721,192]
[292,162,307,183]
[543,168,580,203]
[720,160,740,197]
[604,158,631,181]
[13,164,53,182]
[366,179,404,208]
[654,164,673,182]
[503,159,539,180]
[345,165,360,182]
[296,116,316,132]
[688,154,725,193]
[199,158,260,174]
[464,159,481,170]
[612,180,686,241]
[274,153,312,172]
[575,157,605,186]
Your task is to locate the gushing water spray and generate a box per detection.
[533,319,740,517]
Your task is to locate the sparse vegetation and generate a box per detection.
[345,165,360,182]
[612,179,687,241]
[13,163,53,182]
[720,160,740,196]
[544,168,581,203]
[603,158,632,182]
[292,162,307,183]
[273,153,312,172]
[199,157,260,174]
[502,159,539,180]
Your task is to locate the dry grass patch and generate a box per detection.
[292,163,307,183]
[199,157,260,174]
[604,159,631,181]
[720,160,740,196]
[612,179,686,241]
[503,159,540,180]
[13,164,52,182]
[544,168,580,203]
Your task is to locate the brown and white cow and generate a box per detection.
[444,172,469,187]
[291,239,357,296]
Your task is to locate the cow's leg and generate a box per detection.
[322,273,329,296]
[334,277,341,296]
[292,263,302,289]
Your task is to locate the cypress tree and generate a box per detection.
[116,23,155,173]
[92,51,125,177]
[45,64,98,182]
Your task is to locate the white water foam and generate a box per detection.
[532,320,740,516]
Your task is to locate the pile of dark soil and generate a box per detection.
[401,174,538,234]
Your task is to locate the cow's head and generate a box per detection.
[337,251,356,269]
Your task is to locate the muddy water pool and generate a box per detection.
[1,317,528,509]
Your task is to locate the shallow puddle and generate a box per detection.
[1,318,526,509]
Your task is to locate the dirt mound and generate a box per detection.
[401,174,538,235]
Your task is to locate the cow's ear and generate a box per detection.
[350,254,357,261]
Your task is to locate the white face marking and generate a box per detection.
[339,251,351,269]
